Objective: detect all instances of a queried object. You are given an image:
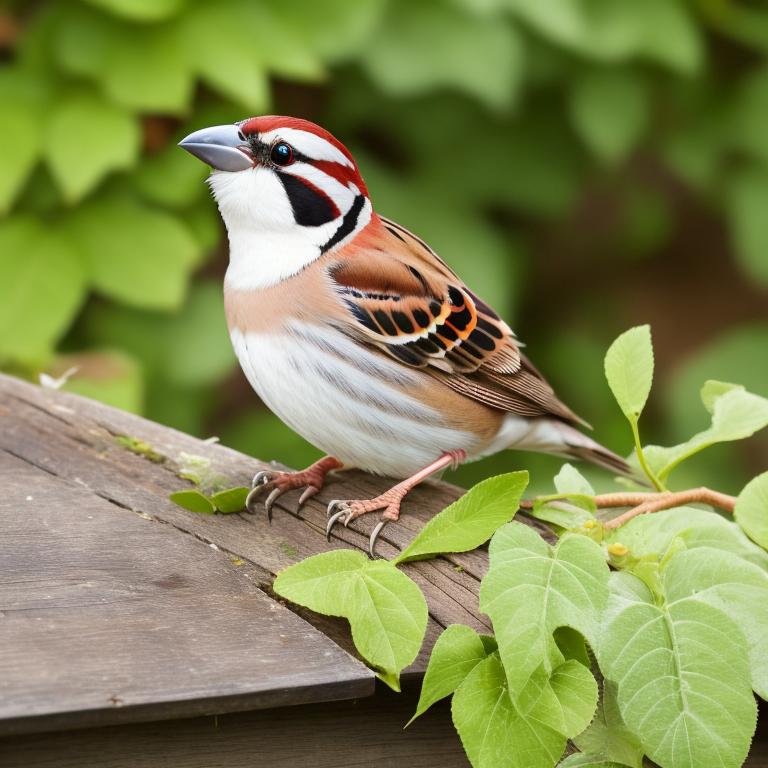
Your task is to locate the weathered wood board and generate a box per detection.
[0,373,542,734]
[0,692,471,768]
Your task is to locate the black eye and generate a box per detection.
[271,142,294,166]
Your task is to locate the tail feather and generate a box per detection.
[551,421,633,477]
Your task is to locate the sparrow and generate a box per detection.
[179,116,628,555]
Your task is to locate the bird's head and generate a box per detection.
[179,116,372,258]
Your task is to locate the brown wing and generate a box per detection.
[330,215,587,426]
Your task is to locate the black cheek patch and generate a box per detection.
[276,171,338,227]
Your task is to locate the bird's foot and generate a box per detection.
[246,456,343,521]
[325,449,467,557]
[326,488,406,558]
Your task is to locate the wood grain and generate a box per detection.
[0,691,470,768]
[0,448,373,735]
[0,373,540,734]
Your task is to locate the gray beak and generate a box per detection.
[178,124,254,172]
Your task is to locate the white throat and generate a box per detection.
[209,167,371,291]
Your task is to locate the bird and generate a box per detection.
[179,115,628,555]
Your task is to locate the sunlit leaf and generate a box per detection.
[66,196,200,310]
[735,472,768,551]
[664,547,768,699]
[452,653,564,768]
[643,384,768,481]
[169,489,216,515]
[726,166,768,287]
[599,570,756,768]
[45,90,139,203]
[0,216,86,364]
[210,486,250,514]
[480,522,609,696]
[394,472,528,564]
[364,2,523,110]
[82,0,187,22]
[409,624,489,725]
[603,505,768,572]
[273,551,427,690]
[569,69,649,164]
[603,325,654,423]
[0,70,44,214]
[574,680,644,768]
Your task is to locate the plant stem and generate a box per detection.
[630,419,665,492]
[601,487,737,530]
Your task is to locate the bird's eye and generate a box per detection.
[271,142,294,166]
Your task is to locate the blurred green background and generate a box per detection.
[1,0,767,495]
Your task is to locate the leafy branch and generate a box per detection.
[269,325,768,768]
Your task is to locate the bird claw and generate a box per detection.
[325,499,390,558]
[368,520,389,559]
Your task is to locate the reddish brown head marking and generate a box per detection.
[237,115,368,197]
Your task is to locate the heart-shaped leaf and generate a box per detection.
[273,551,427,690]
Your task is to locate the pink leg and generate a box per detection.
[326,450,466,557]
[246,456,343,520]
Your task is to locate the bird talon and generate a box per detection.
[264,486,285,522]
[251,469,274,488]
[326,509,348,540]
[369,520,388,558]
[245,485,264,515]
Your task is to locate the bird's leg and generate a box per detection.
[246,456,343,520]
[326,450,466,557]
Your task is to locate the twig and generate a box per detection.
[601,487,736,530]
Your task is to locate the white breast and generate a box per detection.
[230,323,479,477]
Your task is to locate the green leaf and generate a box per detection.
[66,196,200,310]
[452,653,564,768]
[731,66,768,167]
[210,486,250,514]
[479,523,609,696]
[0,216,86,364]
[44,91,139,203]
[644,384,768,482]
[160,281,235,386]
[0,70,44,214]
[409,624,489,725]
[735,472,768,550]
[558,755,629,768]
[700,379,742,413]
[604,505,768,572]
[180,1,270,109]
[665,546,768,699]
[726,167,768,287]
[529,659,599,739]
[273,551,427,689]
[134,141,208,208]
[603,325,653,423]
[363,2,523,110]
[54,7,194,114]
[169,489,216,515]
[569,70,649,164]
[554,463,595,496]
[394,472,528,564]
[598,570,756,768]
[574,680,644,768]
[82,0,187,22]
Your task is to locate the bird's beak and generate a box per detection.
[178,124,254,172]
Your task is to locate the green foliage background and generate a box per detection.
[2,0,767,494]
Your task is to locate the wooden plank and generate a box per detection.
[1,692,766,767]
[0,374,552,733]
[0,690,471,768]
[0,450,373,735]
[0,374,547,673]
